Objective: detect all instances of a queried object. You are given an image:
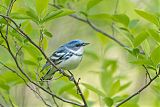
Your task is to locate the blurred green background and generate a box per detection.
[0,0,160,107]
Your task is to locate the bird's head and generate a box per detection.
[65,40,89,51]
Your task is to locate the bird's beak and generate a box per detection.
[83,42,90,46]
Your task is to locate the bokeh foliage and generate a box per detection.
[0,0,160,107]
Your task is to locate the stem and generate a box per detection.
[115,69,160,107]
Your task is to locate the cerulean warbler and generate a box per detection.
[40,39,89,80]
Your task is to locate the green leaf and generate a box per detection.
[0,77,10,90]
[83,89,89,99]
[141,39,150,57]
[88,13,112,22]
[112,14,130,26]
[135,9,159,26]
[58,83,75,95]
[101,60,117,94]
[133,31,148,47]
[0,82,10,90]
[42,9,74,23]
[150,46,160,65]
[129,48,140,57]
[53,8,75,18]
[0,40,4,44]
[11,29,23,42]
[103,97,113,107]
[24,0,36,10]
[109,80,120,96]
[100,70,112,94]
[42,10,63,23]
[128,19,139,29]
[0,17,7,24]
[23,60,37,65]
[42,37,48,50]
[113,95,129,103]
[44,30,53,37]
[10,13,30,20]
[148,29,160,43]
[87,0,102,10]
[24,44,41,59]
[130,58,152,65]
[82,83,105,97]
[4,0,10,6]
[85,50,99,60]
[26,8,39,24]
[0,71,23,89]
[36,0,49,15]
[119,82,131,91]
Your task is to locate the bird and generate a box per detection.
[40,39,89,81]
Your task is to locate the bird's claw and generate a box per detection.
[69,76,74,81]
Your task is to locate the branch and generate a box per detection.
[0,93,9,106]
[143,65,152,81]
[0,61,52,107]
[8,96,14,107]
[115,69,160,107]
[0,15,85,107]
[0,104,5,107]
[68,70,88,107]
[111,0,119,36]
[15,46,22,58]
[5,0,16,39]
[50,4,127,48]
[47,82,59,107]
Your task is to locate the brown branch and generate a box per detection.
[53,3,145,55]
[68,70,88,107]
[0,15,70,77]
[50,4,127,48]
[115,69,160,107]
[143,65,152,81]
[0,15,85,107]
[0,61,52,107]
[15,46,22,58]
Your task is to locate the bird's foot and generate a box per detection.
[69,76,74,81]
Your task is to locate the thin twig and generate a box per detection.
[115,69,160,107]
[68,70,88,107]
[0,61,52,107]
[0,18,84,106]
[47,82,59,107]
[0,14,70,77]
[8,96,14,107]
[39,28,44,50]
[15,46,22,58]
[5,0,16,39]
[50,4,127,48]
[0,94,9,106]
[111,0,119,36]
[143,65,152,81]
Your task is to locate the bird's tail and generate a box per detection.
[40,62,50,72]
[40,67,57,81]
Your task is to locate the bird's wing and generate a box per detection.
[50,46,73,65]
[41,46,73,72]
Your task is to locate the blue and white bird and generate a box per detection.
[40,39,89,80]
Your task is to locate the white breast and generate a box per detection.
[58,47,84,70]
